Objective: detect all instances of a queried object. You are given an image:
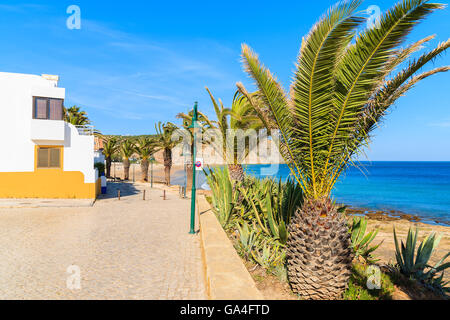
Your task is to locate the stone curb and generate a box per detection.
[197,195,264,300]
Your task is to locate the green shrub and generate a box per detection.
[94,162,105,175]
[343,263,395,300]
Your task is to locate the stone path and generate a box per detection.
[0,183,206,300]
[0,199,94,208]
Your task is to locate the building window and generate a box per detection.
[33,97,64,120]
[37,147,62,169]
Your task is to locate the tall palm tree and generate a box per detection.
[206,87,263,182]
[102,137,118,178]
[135,137,158,182]
[238,0,449,300]
[176,109,214,189]
[120,139,136,181]
[155,122,179,186]
[64,106,91,125]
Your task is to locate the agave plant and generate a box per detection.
[251,241,286,271]
[238,177,303,244]
[235,221,262,261]
[394,227,450,292]
[269,179,304,244]
[350,217,383,264]
[237,0,449,299]
[205,166,239,228]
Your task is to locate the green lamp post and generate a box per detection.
[188,102,199,235]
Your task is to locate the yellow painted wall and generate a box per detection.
[0,171,97,199]
[0,145,97,199]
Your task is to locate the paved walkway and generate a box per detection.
[0,183,206,300]
[0,199,94,208]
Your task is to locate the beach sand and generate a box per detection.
[358,215,450,273]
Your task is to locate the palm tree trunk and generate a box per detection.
[164,148,172,186]
[140,159,150,182]
[186,164,193,190]
[287,198,353,300]
[165,165,172,186]
[123,158,130,180]
[106,157,112,178]
[228,164,245,182]
[186,143,194,189]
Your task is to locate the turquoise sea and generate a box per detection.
[176,161,450,225]
[244,162,450,225]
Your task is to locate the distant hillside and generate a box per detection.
[103,134,158,140]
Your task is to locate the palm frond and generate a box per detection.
[323,0,444,194]
[384,34,436,74]
[241,44,309,191]
[290,0,364,196]
[236,0,448,200]
[362,38,450,135]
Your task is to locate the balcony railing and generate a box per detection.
[75,125,94,136]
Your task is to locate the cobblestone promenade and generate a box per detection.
[0,183,206,300]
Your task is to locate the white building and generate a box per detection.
[0,72,100,199]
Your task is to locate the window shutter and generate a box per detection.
[35,98,48,119]
[37,147,61,168]
[49,99,63,120]
[38,148,49,168]
[49,148,61,167]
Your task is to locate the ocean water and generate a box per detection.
[244,162,450,225]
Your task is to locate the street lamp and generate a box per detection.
[188,102,199,235]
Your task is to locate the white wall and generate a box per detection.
[0,72,95,183]
[64,123,96,183]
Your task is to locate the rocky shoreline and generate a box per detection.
[344,206,449,226]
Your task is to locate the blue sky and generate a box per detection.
[0,0,449,160]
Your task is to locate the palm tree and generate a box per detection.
[120,139,136,181]
[176,109,214,189]
[237,0,449,300]
[102,137,118,178]
[135,137,158,182]
[206,87,263,182]
[64,106,91,125]
[155,122,179,186]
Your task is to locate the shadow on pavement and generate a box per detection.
[97,182,141,200]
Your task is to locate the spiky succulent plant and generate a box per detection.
[394,227,450,293]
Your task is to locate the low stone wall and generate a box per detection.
[197,195,264,300]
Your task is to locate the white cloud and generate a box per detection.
[428,121,450,128]
[0,3,46,13]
